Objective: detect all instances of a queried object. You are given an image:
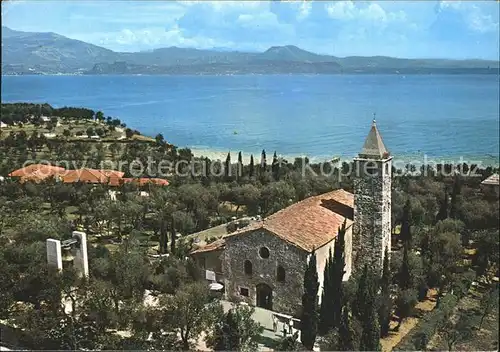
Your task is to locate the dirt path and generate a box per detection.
[380,289,438,352]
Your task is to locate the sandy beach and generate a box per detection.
[190,147,344,165]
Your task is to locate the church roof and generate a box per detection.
[224,189,354,252]
[191,238,226,255]
[359,119,389,159]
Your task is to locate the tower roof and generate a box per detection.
[359,119,389,159]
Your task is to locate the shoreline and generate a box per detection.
[190,147,500,168]
[3,69,500,77]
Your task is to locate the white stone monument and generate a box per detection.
[46,238,63,271]
[72,231,89,277]
[46,231,89,277]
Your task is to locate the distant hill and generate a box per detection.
[2,26,499,75]
[1,26,119,73]
[258,45,334,62]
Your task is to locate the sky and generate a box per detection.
[2,0,499,59]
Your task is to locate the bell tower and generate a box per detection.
[353,118,392,272]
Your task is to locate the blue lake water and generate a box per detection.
[2,74,499,165]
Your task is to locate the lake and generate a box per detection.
[2,74,499,165]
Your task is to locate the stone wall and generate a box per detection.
[223,229,308,317]
[344,225,354,280]
[192,249,223,275]
[316,238,334,303]
[381,158,392,262]
[352,157,392,273]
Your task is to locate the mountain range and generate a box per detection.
[2,26,499,75]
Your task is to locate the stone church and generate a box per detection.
[191,120,392,316]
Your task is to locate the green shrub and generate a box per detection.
[226,222,238,233]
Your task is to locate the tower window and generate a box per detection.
[259,247,270,259]
[277,265,286,282]
[244,260,253,275]
[365,161,379,176]
[385,163,389,175]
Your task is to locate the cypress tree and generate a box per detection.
[379,248,392,337]
[338,305,356,351]
[359,304,381,351]
[319,221,347,335]
[301,250,319,350]
[400,199,412,247]
[260,149,267,171]
[237,151,243,179]
[353,265,375,320]
[399,243,412,290]
[319,249,334,335]
[332,221,347,328]
[354,266,381,351]
[436,188,448,222]
[449,175,462,219]
[272,151,280,180]
[249,155,255,178]
[170,229,176,255]
[225,152,231,178]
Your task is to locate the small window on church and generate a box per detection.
[244,260,253,275]
[259,247,270,259]
[277,266,285,282]
[239,287,249,297]
[385,163,389,175]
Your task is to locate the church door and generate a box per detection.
[256,283,273,310]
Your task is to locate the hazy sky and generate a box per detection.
[2,0,499,59]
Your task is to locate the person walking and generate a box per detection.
[272,315,278,333]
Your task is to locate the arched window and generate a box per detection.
[244,260,253,275]
[259,247,270,259]
[365,161,378,176]
[277,265,285,282]
[385,163,389,175]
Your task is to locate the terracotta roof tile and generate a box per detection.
[9,164,66,179]
[191,238,226,254]
[102,170,125,178]
[129,178,169,186]
[8,165,166,187]
[62,168,123,184]
[481,173,499,186]
[225,189,354,252]
[108,176,126,187]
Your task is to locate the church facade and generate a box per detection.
[191,120,392,316]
